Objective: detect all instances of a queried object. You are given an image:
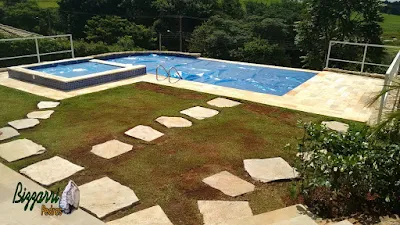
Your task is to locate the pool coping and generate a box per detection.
[8,57,146,83]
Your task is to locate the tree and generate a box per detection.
[2,1,55,35]
[295,0,384,70]
[220,0,244,18]
[84,15,156,49]
[239,38,290,66]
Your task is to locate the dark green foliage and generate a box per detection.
[84,15,156,48]
[2,1,57,35]
[295,122,400,217]
[189,1,303,67]
[295,0,384,70]
[220,0,244,18]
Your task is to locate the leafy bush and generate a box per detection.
[295,122,400,217]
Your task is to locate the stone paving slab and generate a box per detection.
[37,101,60,109]
[0,127,19,141]
[91,140,133,159]
[202,171,255,197]
[20,156,84,186]
[125,125,164,142]
[107,205,173,225]
[180,106,219,120]
[207,97,241,108]
[156,116,192,128]
[272,215,318,225]
[8,118,40,130]
[296,149,328,161]
[332,220,353,225]
[79,177,139,218]
[27,110,54,119]
[198,200,253,225]
[321,121,349,133]
[0,162,105,225]
[244,157,299,183]
[0,139,46,162]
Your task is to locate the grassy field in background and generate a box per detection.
[381,13,400,46]
[0,0,59,8]
[0,82,342,225]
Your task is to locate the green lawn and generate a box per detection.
[0,0,59,8]
[0,82,348,224]
[381,13,400,46]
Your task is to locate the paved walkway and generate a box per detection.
[0,162,105,225]
[0,70,383,122]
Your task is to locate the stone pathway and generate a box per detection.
[156,116,192,128]
[37,101,60,109]
[202,171,255,197]
[27,110,54,119]
[0,139,46,162]
[20,156,84,186]
[125,125,164,142]
[321,121,349,133]
[107,205,173,225]
[180,106,219,120]
[79,177,140,219]
[296,150,328,161]
[207,97,241,108]
[244,157,299,183]
[0,127,19,141]
[91,140,133,159]
[198,200,253,225]
[8,118,40,130]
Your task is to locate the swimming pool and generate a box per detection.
[30,61,121,78]
[8,58,146,91]
[106,54,316,96]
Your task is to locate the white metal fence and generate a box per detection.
[325,41,400,73]
[0,34,74,63]
[378,51,400,122]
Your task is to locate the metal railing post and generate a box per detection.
[34,37,40,63]
[325,41,332,68]
[69,34,75,58]
[159,33,162,51]
[361,44,368,72]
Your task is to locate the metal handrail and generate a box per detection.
[155,64,169,81]
[168,67,182,83]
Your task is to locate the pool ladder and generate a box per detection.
[156,65,182,84]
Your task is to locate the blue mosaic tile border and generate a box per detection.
[9,67,146,91]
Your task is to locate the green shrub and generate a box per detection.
[295,122,400,217]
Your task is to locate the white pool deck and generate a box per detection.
[0,65,384,123]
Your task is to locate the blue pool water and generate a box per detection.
[30,61,121,78]
[107,54,316,96]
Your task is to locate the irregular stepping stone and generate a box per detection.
[79,177,139,218]
[332,220,353,225]
[272,215,318,225]
[91,140,133,159]
[202,171,255,197]
[27,110,54,119]
[198,200,253,225]
[296,149,328,161]
[156,116,192,128]
[37,101,60,109]
[125,125,164,142]
[107,205,173,225]
[244,157,299,183]
[20,156,84,186]
[0,139,46,162]
[321,121,349,133]
[180,106,219,120]
[207,97,241,108]
[8,118,40,130]
[0,127,20,141]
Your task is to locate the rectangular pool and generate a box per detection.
[106,54,317,96]
[8,58,146,91]
[30,61,121,78]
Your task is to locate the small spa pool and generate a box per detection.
[8,58,146,91]
[106,54,317,96]
[29,61,121,78]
